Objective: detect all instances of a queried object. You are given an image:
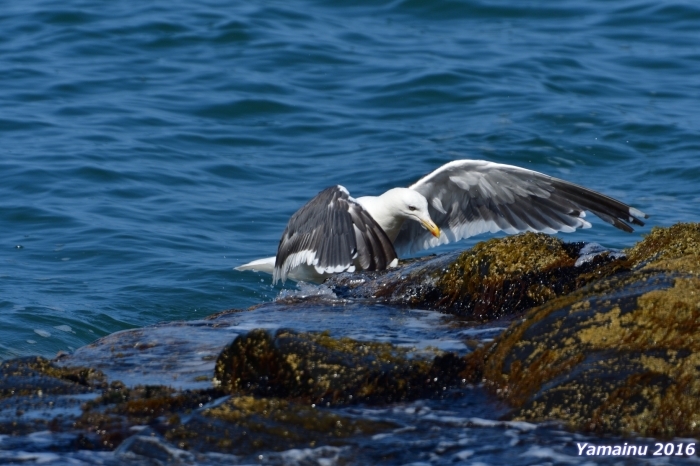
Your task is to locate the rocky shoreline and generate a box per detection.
[468,223,700,438]
[1,223,698,462]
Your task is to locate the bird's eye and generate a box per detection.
[408,205,417,211]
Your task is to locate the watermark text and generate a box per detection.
[577,442,696,457]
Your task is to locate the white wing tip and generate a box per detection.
[629,207,647,220]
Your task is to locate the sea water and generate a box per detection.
[1,0,699,463]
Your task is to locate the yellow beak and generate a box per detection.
[421,218,441,238]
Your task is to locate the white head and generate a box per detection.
[383,188,441,237]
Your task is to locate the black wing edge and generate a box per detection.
[548,178,648,233]
[273,186,397,283]
[347,201,397,272]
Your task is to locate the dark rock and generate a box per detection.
[0,356,107,399]
[115,429,195,464]
[75,384,222,450]
[329,233,628,319]
[465,223,700,437]
[3,224,699,456]
[165,395,396,455]
[0,357,108,437]
[214,328,467,405]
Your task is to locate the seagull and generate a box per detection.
[236,160,647,284]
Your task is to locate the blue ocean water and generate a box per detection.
[1,0,698,365]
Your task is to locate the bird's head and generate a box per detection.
[389,188,441,238]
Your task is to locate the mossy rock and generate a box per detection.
[214,328,466,405]
[71,360,400,455]
[0,356,106,399]
[329,232,629,320]
[436,233,589,319]
[464,223,700,437]
[0,357,108,437]
[627,222,700,273]
[164,395,396,455]
[74,384,221,450]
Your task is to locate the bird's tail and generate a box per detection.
[234,256,276,275]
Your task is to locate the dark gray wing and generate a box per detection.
[274,185,397,283]
[394,160,648,255]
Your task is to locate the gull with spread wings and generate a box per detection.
[236,160,647,284]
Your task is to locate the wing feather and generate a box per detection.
[274,186,397,283]
[394,160,647,255]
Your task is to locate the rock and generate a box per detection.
[0,356,106,398]
[166,395,396,456]
[72,367,399,456]
[329,232,628,319]
[0,357,107,437]
[214,328,467,405]
[465,223,700,437]
[3,224,699,456]
[74,384,221,450]
[115,429,196,464]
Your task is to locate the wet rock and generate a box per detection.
[0,357,107,437]
[626,222,700,272]
[74,383,222,450]
[433,233,624,319]
[165,395,396,456]
[329,233,628,319]
[72,377,397,457]
[115,429,196,464]
[0,356,106,399]
[4,225,698,458]
[56,300,471,390]
[10,326,464,457]
[466,223,700,437]
[56,319,244,390]
[214,328,467,405]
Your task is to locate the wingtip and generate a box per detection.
[627,207,648,229]
[629,206,649,220]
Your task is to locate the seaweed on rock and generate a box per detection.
[214,328,467,406]
[463,223,700,438]
[330,232,630,319]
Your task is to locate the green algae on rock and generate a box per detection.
[464,223,700,438]
[214,328,467,405]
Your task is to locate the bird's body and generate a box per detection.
[236,160,648,284]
